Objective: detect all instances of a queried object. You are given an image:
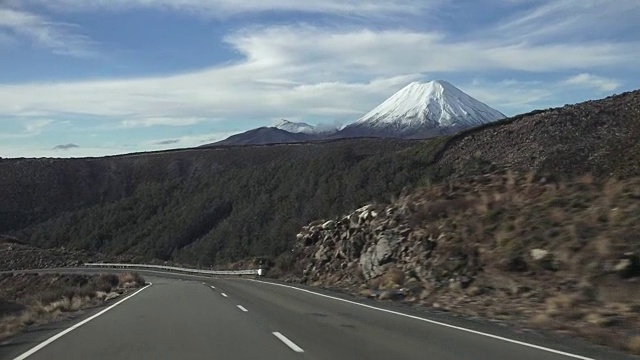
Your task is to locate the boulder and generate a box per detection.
[375,238,393,265]
[530,248,558,271]
[614,253,640,279]
[322,220,336,230]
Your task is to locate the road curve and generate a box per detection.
[1,269,637,360]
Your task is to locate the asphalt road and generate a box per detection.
[1,270,637,360]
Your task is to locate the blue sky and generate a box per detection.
[1,0,638,157]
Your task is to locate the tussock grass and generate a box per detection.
[628,336,640,355]
[0,272,145,341]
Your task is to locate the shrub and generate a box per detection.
[96,274,119,293]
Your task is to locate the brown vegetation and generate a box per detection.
[291,172,640,354]
[0,272,145,340]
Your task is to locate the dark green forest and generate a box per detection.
[5,138,450,265]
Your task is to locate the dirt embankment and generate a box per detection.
[288,173,640,354]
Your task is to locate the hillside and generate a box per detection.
[1,89,639,266]
[207,127,320,146]
[2,139,442,264]
[289,172,640,354]
[438,90,640,179]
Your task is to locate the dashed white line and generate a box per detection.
[221,293,228,298]
[210,285,216,289]
[237,305,248,312]
[250,279,593,360]
[12,283,153,360]
[273,332,304,353]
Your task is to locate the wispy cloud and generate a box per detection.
[52,143,79,150]
[120,117,210,128]
[494,0,640,43]
[24,119,54,133]
[18,0,440,19]
[147,131,239,149]
[154,139,179,145]
[0,7,95,57]
[563,73,620,92]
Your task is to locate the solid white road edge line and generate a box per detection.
[12,282,153,360]
[237,305,248,312]
[221,293,228,297]
[249,279,593,360]
[272,332,304,353]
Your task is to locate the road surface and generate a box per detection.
[1,270,636,360]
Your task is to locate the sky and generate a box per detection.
[0,0,638,158]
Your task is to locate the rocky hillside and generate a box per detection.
[290,173,640,354]
[0,236,129,272]
[438,90,640,179]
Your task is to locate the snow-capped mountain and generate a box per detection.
[274,120,318,134]
[208,80,506,146]
[339,80,505,137]
[274,119,337,135]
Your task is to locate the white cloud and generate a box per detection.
[24,118,54,133]
[0,8,95,57]
[563,73,620,92]
[146,131,238,148]
[461,79,552,114]
[16,0,439,18]
[120,117,210,128]
[0,24,636,126]
[494,0,640,43]
[1,0,638,158]
[230,26,634,75]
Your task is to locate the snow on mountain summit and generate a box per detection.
[274,119,338,135]
[273,120,318,134]
[350,80,506,134]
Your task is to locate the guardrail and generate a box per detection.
[84,263,263,276]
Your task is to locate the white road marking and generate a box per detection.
[210,285,216,289]
[221,293,228,297]
[237,305,248,312]
[202,282,206,285]
[249,280,593,360]
[12,283,153,360]
[272,332,304,353]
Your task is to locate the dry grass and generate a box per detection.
[117,272,145,288]
[299,173,640,355]
[529,313,553,327]
[0,272,146,341]
[380,268,405,289]
[545,294,584,318]
[628,336,640,355]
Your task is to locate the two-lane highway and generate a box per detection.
[1,271,637,360]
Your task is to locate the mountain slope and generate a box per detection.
[438,90,640,179]
[205,127,319,146]
[339,80,505,137]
